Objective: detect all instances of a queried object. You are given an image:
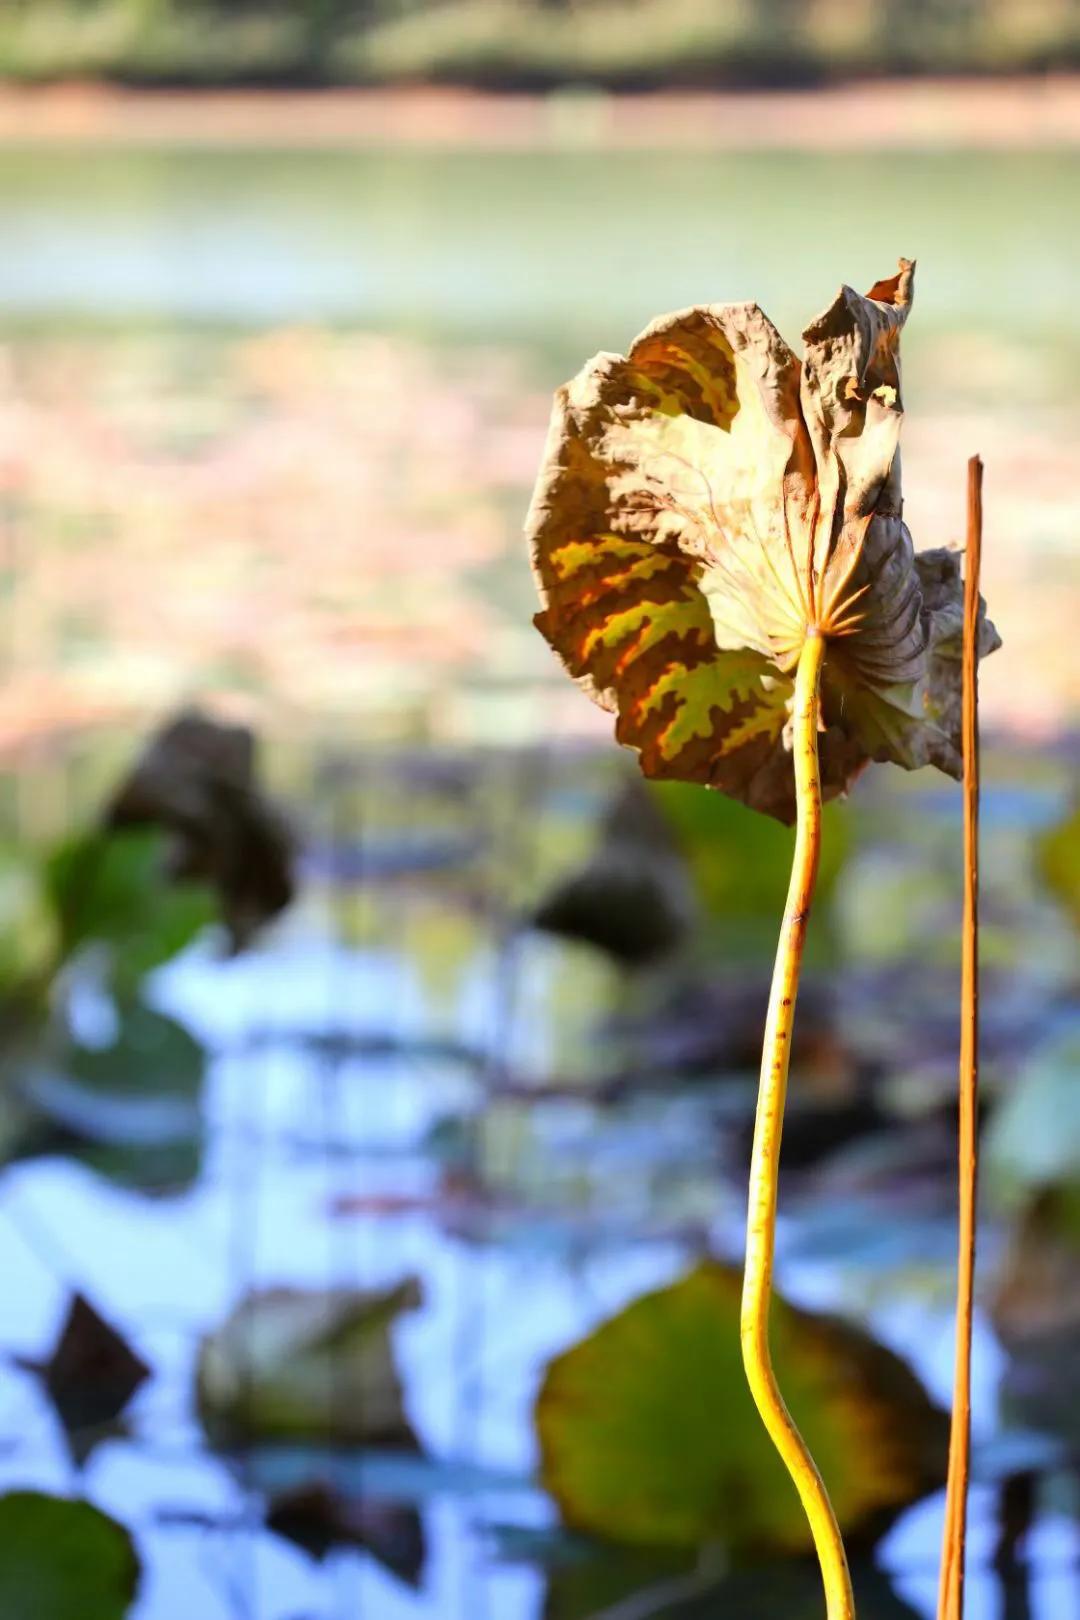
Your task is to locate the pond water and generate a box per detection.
[0,134,1078,1619]
[0,741,1077,1620]
[0,144,1079,381]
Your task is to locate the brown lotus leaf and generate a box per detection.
[527,261,999,823]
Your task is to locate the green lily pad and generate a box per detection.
[649,781,849,958]
[652,780,849,912]
[65,1002,205,1100]
[266,1483,425,1584]
[45,827,214,997]
[536,1261,946,1552]
[0,1492,139,1620]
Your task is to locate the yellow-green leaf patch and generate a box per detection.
[536,1262,947,1553]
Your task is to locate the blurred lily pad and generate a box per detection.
[532,777,695,968]
[0,846,57,997]
[16,1292,150,1462]
[65,1002,204,1100]
[45,827,214,997]
[0,1492,139,1620]
[1038,799,1080,927]
[197,1279,422,1446]
[15,1003,206,1192]
[542,1538,921,1619]
[984,1034,1080,1209]
[537,1262,946,1551]
[990,1188,1080,1454]
[649,781,849,957]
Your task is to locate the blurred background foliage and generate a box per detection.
[0,0,1077,87]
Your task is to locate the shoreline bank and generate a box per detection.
[0,76,1077,151]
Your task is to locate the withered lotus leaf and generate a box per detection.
[527,261,999,823]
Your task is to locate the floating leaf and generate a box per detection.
[0,1492,139,1620]
[106,707,295,950]
[17,1292,150,1457]
[543,1540,922,1620]
[530,774,694,967]
[527,263,999,823]
[65,1002,204,1099]
[196,1280,422,1447]
[649,777,849,949]
[15,1003,206,1192]
[536,1262,946,1551]
[990,1187,1080,1350]
[45,827,214,997]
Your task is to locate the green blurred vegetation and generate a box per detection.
[0,825,215,1189]
[650,779,850,960]
[0,1492,139,1620]
[0,825,214,1013]
[0,0,1076,88]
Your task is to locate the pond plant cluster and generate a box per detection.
[0,268,1077,1620]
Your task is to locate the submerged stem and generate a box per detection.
[740,628,855,1620]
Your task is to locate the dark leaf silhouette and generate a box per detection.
[17,1293,150,1456]
[1037,798,1080,929]
[532,778,695,966]
[107,707,295,949]
[267,1483,425,1585]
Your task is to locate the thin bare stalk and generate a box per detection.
[938,455,984,1620]
[740,627,855,1620]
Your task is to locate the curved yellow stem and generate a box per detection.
[740,628,855,1620]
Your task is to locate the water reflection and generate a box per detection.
[0,744,1077,1617]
